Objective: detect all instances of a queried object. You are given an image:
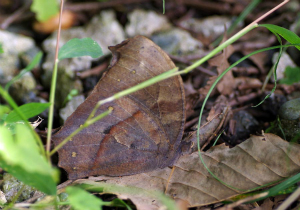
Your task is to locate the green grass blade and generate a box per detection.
[245,173,300,203]
[253,32,283,107]
[213,0,261,47]
[0,43,3,54]
[5,102,50,123]
[266,173,300,197]
[260,24,300,51]
[229,0,261,34]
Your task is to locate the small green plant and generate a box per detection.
[279,66,300,85]
[62,89,79,106]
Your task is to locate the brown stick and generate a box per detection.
[65,0,151,11]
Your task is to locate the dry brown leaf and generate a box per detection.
[208,45,236,95]
[199,45,235,96]
[199,75,218,96]
[241,49,269,74]
[253,198,274,210]
[235,77,262,88]
[82,133,300,209]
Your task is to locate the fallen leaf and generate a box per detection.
[167,133,300,206]
[52,36,186,179]
[86,133,300,209]
[208,44,236,95]
[241,47,269,74]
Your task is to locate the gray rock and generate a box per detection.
[60,95,85,122]
[86,10,126,56]
[179,16,241,40]
[0,30,37,84]
[234,110,259,131]
[125,9,171,37]
[275,98,300,142]
[2,173,36,202]
[9,72,37,104]
[279,98,300,120]
[0,190,6,206]
[55,71,83,108]
[272,52,296,82]
[151,28,204,56]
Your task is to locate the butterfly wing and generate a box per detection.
[52,36,185,179]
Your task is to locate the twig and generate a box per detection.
[77,62,108,79]
[0,0,31,29]
[65,0,151,11]
[217,192,268,210]
[229,92,261,107]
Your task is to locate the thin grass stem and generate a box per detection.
[46,0,64,159]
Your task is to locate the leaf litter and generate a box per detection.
[52,31,300,209]
[55,36,300,209]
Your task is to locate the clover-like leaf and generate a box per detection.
[58,38,103,60]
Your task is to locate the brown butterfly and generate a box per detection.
[52,36,185,179]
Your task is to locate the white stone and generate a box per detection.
[125,9,171,37]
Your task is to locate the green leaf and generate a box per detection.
[30,0,59,22]
[260,24,300,51]
[5,52,43,91]
[58,38,103,60]
[66,186,107,210]
[6,102,50,123]
[0,125,59,195]
[279,66,300,85]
